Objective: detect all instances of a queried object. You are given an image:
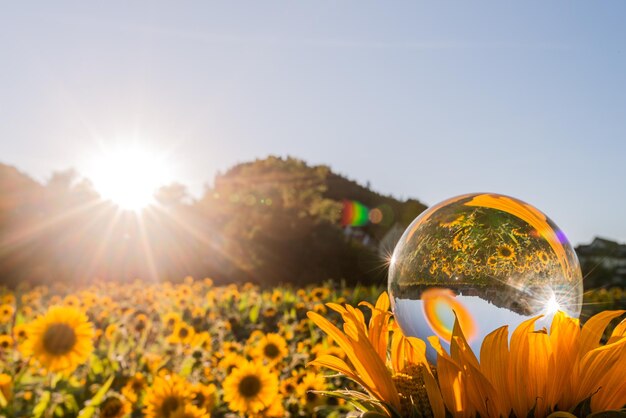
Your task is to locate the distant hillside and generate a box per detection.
[200,156,427,284]
[0,157,427,286]
[213,156,427,240]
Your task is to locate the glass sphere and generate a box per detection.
[388,193,583,362]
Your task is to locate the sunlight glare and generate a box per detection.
[544,292,562,315]
[87,145,170,211]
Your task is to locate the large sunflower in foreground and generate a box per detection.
[223,360,279,415]
[308,292,626,418]
[21,306,94,372]
[308,292,444,417]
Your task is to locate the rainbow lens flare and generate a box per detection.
[421,287,476,343]
[388,193,583,362]
[341,200,370,227]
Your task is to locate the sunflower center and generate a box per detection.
[179,327,189,338]
[43,323,77,355]
[306,389,317,402]
[194,392,205,406]
[498,246,513,258]
[238,374,262,398]
[160,396,180,417]
[135,319,146,332]
[100,397,123,418]
[263,343,280,359]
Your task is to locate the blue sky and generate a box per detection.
[1,2,625,245]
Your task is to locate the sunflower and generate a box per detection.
[190,382,217,413]
[307,292,445,417]
[223,360,279,415]
[271,289,284,304]
[0,304,14,323]
[310,287,330,302]
[296,371,326,407]
[105,324,119,342]
[132,313,150,333]
[162,312,181,330]
[0,334,12,350]
[167,322,195,345]
[254,333,288,364]
[12,323,28,342]
[143,374,192,418]
[310,292,626,417]
[122,372,146,404]
[20,306,94,372]
[99,395,131,418]
[536,250,550,265]
[63,294,81,308]
[280,376,298,396]
[430,309,626,417]
[496,244,516,260]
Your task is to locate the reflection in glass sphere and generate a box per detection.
[388,193,583,362]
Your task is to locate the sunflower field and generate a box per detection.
[0,278,384,418]
[0,278,624,418]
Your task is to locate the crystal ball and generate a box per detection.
[388,193,583,362]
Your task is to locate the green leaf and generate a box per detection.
[249,304,260,323]
[32,391,51,418]
[90,354,104,375]
[179,357,195,377]
[76,375,114,418]
[64,393,79,413]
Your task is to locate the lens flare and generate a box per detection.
[341,200,370,227]
[421,287,476,343]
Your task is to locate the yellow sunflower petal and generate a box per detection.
[610,317,626,339]
[580,310,625,355]
[579,337,626,411]
[308,355,366,388]
[479,326,510,416]
[436,354,471,417]
[421,364,446,418]
[548,311,580,410]
[508,315,543,418]
[307,311,400,411]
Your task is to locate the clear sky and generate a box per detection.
[1,2,625,245]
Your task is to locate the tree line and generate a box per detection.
[0,156,427,287]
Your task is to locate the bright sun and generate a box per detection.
[88,145,170,211]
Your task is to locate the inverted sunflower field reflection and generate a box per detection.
[388,193,584,360]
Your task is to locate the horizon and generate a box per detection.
[1,155,620,248]
[2,2,626,245]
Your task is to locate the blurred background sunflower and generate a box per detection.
[223,360,279,415]
[20,306,94,372]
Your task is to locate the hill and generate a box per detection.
[0,156,427,286]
